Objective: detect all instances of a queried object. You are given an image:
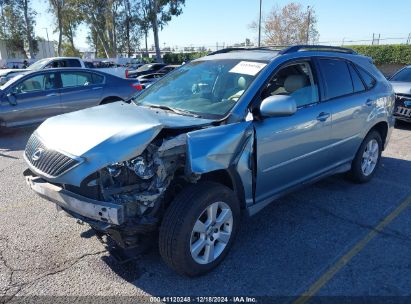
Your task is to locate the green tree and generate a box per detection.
[146,0,185,62]
[116,0,141,56]
[48,0,64,56]
[75,0,120,58]
[136,0,151,57]
[0,0,37,58]
[18,0,37,58]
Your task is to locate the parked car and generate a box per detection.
[136,65,180,87]
[136,72,166,87]
[0,68,142,128]
[389,65,411,123]
[23,46,394,277]
[16,57,129,78]
[126,63,167,78]
[157,64,179,75]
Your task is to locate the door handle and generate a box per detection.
[316,112,330,122]
[46,93,58,97]
[365,99,375,106]
[92,87,103,90]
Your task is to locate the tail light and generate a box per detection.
[131,83,144,91]
[125,69,129,78]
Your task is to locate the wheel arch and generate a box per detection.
[100,96,123,105]
[198,168,246,209]
[367,121,389,150]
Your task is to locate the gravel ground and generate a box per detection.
[0,122,410,302]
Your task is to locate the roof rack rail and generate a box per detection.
[207,47,281,56]
[278,45,357,55]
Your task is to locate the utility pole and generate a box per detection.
[258,0,262,47]
[306,6,311,44]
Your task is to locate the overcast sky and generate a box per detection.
[34,0,411,51]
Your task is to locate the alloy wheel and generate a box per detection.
[190,201,233,264]
[361,139,379,176]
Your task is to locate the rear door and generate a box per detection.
[58,71,105,113]
[316,58,375,165]
[2,72,60,127]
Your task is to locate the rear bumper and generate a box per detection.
[25,173,124,225]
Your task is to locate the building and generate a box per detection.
[0,39,56,68]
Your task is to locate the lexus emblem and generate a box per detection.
[32,148,44,161]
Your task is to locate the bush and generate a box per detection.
[163,51,210,64]
[347,45,411,65]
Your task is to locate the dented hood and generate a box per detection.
[37,102,212,157]
[34,102,213,185]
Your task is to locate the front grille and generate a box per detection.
[25,133,80,177]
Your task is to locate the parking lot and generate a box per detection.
[0,123,410,302]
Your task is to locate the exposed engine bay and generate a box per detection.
[81,133,201,248]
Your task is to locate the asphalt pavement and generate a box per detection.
[0,123,410,303]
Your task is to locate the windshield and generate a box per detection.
[27,58,49,70]
[391,68,411,82]
[132,59,267,118]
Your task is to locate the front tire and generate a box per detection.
[349,130,382,183]
[159,182,240,277]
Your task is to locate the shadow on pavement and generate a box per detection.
[0,126,36,152]
[394,120,411,131]
[100,156,411,297]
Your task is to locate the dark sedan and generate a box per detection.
[126,63,166,78]
[0,68,142,128]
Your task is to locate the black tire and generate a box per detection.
[349,130,382,183]
[159,182,240,277]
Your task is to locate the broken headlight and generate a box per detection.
[105,151,156,182]
[127,156,155,180]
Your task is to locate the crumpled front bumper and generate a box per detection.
[25,173,124,225]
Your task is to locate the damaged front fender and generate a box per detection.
[186,121,254,174]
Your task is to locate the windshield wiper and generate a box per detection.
[143,104,201,118]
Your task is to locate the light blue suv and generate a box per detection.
[24,46,395,276]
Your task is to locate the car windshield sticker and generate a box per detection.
[229,61,267,76]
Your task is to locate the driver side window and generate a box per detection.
[13,73,57,94]
[262,61,319,108]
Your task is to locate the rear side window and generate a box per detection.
[61,72,93,88]
[91,73,104,84]
[348,64,366,93]
[356,66,376,89]
[318,59,353,99]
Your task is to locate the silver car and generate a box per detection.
[0,68,142,128]
[23,46,395,276]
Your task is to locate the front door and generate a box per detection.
[2,72,60,127]
[254,60,333,203]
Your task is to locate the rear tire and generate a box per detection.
[349,130,382,183]
[159,182,240,277]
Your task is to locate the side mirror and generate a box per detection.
[259,95,297,117]
[6,93,17,106]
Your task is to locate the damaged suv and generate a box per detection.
[24,46,395,276]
